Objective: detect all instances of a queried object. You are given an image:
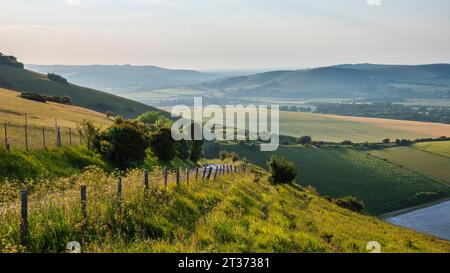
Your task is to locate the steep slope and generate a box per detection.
[1,164,449,253]
[26,64,222,93]
[0,64,162,118]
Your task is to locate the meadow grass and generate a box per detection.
[1,165,449,253]
[414,141,450,158]
[219,143,450,215]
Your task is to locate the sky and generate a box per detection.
[1,0,450,70]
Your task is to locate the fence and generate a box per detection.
[15,163,247,246]
[1,120,81,151]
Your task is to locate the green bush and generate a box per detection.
[334,196,365,213]
[267,156,297,184]
[98,119,149,169]
[297,136,312,145]
[47,73,68,84]
[149,127,176,162]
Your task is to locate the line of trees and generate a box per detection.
[0,52,24,69]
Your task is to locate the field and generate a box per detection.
[0,65,160,118]
[0,88,113,150]
[278,111,450,143]
[219,144,450,215]
[369,141,450,186]
[1,164,450,253]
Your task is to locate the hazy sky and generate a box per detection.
[1,0,450,70]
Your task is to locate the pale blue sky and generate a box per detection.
[1,0,449,69]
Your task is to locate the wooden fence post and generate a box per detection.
[164,167,168,190]
[213,166,219,180]
[42,126,46,149]
[186,168,189,187]
[195,168,199,180]
[176,167,180,187]
[20,189,28,245]
[207,167,213,180]
[202,166,207,180]
[81,185,87,221]
[117,177,122,210]
[69,128,72,146]
[57,127,62,148]
[144,170,149,194]
[4,123,9,151]
[24,114,28,151]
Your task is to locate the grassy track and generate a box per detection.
[219,144,450,215]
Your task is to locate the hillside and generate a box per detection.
[217,143,450,215]
[200,64,450,100]
[26,64,222,94]
[0,62,162,118]
[1,164,449,253]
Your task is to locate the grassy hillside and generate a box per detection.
[415,141,450,158]
[0,64,161,118]
[1,164,449,253]
[0,88,113,150]
[218,144,450,215]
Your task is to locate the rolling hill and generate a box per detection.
[200,64,450,100]
[217,143,450,215]
[0,56,163,118]
[26,64,223,94]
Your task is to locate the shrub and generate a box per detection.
[77,120,101,151]
[19,92,47,103]
[19,92,71,105]
[341,140,353,145]
[0,53,24,68]
[175,140,191,160]
[149,127,176,162]
[382,138,390,144]
[334,196,365,213]
[267,156,297,185]
[219,150,228,161]
[98,119,149,169]
[47,73,68,84]
[297,136,312,145]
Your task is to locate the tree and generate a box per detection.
[267,156,297,185]
[47,73,68,84]
[149,127,176,162]
[382,138,390,144]
[98,119,148,169]
[189,122,204,162]
[175,140,191,160]
[297,136,312,145]
[77,120,101,151]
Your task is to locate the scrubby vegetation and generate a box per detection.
[47,73,69,85]
[267,156,297,185]
[19,92,72,105]
[0,53,24,69]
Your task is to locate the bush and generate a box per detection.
[98,119,148,169]
[341,140,353,145]
[47,73,68,84]
[175,140,191,160]
[19,92,47,103]
[297,136,312,145]
[382,138,390,144]
[267,156,297,185]
[149,127,176,162]
[334,196,365,213]
[0,53,24,68]
[19,92,71,105]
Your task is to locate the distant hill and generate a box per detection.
[200,64,450,100]
[26,64,223,94]
[0,55,164,118]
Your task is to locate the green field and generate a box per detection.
[369,142,450,186]
[219,144,450,215]
[0,65,161,118]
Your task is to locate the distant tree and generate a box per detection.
[175,140,191,160]
[267,156,297,185]
[382,138,390,144]
[19,92,46,103]
[47,73,68,84]
[189,122,204,162]
[230,152,239,162]
[297,136,312,145]
[342,140,353,145]
[149,127,176,162]
[0,53,24,68]
[219,150,228,161]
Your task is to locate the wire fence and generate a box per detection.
[1,121,82,151]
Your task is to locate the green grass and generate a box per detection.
[0,65,161,118]
[369,142,450,186]
[1,165,449,253]
[414,141,450,158]
[0,146,109,183]
[219,144,450,215]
